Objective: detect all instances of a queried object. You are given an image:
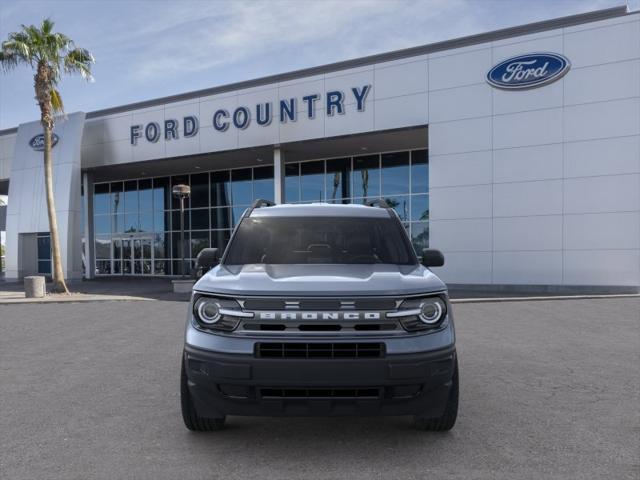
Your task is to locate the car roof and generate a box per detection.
[249,202,391,218]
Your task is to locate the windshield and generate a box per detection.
[223,216,417,265]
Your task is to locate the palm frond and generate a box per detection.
[50,88,64,114]
[0,50,19,70]
[2,36,33,61]
[41,18,55,35]
[64,47,94,81]
[2,18,95,116]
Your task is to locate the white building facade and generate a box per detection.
[0,6,638,292]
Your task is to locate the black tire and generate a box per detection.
[414,358,459,431]
[180,358,226,431]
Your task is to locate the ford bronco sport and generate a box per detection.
[180,199,458,431]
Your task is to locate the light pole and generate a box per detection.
[172,184,191,278]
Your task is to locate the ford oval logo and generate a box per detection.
[29,133,59,151]
[487,53,570,90]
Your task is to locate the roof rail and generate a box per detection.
[365,198,391,209]
[243,199,276,219]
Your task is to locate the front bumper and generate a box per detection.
[184,334,456,417]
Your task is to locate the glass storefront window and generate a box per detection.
[190,173,209,208]
[94,183,110,215]
[113,238,122,260]
[253,166,274,201]
[211,171,230,208]
[124,211,139,233]
[171,232,189,259]
[95,236,111,259]
[153,177,170,210]
[96,260,111,274]
[110,182,123,221]
[171,210,190,232]
[94,215,111,235]
[190,231,209,257]
[191,208,209,230]
[154,260,170,275]
[211,207,231,230]
[411,149,428,193]
[124,180,138,213]
[285,163,300,202]
[172,259,193,277]
[353,154,379,200]
[381,151,410,195]
[326,158,351,203]
[138,178,153,212]
[92,148,428,275]
[37,234,51,260]
[153,233,168,258]
[301,160,325,202]
[37,233,51,275]
[112,211,124,234]
[153,211,168,232]
[231,169,252,205]
[411,194,429,221]
[139,213,153,233]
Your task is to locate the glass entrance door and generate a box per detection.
[133,238,153,274]
[114,237,153,275]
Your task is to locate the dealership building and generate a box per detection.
[0,6,638,291]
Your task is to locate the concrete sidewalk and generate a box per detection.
[0,277,189,303]
[0,291,153,303]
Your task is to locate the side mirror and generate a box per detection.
[194,248,220,278]
[421,248,445,267]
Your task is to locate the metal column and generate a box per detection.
[273,147,285,204]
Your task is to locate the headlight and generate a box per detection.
[419,298,445,325]
[194,297,221,324]
[388,295,447,331]
[192,295,252,331]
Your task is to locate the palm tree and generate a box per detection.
[0,19,94,293]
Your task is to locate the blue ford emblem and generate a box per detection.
[29,133,59,151]
[487,53,570,90]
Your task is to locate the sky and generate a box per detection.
[0,0,636,130]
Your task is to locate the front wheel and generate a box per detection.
[180,358,226,431]
[414,358,459,431]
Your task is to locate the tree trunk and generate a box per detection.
[43,123,68,293]
[35,63,69,293]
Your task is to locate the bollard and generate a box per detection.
[24,276,46,298]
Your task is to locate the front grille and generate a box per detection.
[242,298,398,311]
[243,323,397,333]
[260,387,381,398]
[256,342,385,359]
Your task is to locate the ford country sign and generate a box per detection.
[487,53,570,90]
[130,84,371,145]
[29,133,59,151]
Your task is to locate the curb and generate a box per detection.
[0,295,154,305]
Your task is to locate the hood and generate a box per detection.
[194,264,446,297]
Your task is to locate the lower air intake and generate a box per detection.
[256,342,384,359]
[260,387,381,398]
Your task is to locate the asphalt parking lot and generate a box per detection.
[1,297,638,479]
